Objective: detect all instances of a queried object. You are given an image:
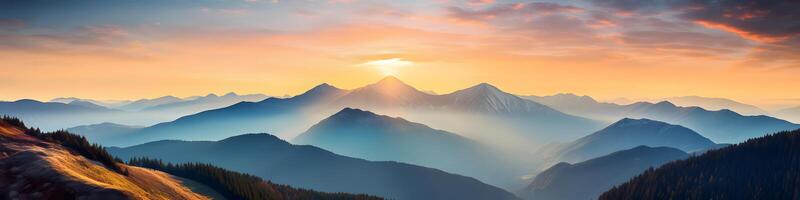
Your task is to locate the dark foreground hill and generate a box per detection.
[599,129,800,199]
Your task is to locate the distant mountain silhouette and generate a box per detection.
[108,133,520,200]
[50,97,131,108]
[549,118,717,163]
[114,76,600,148]
[115,83,349,146]
[776,106,800,124]
[657,96,768,115]
[117,96,183,111]
[520,146,688,200]
[141,92,269,114]
[67,122,143,147]
[599,129,800,199]
[0,99,123,130]
[295,108,535,188]
[67,100,111,110]
[525,94,799,143]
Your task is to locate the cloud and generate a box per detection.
[0,19,25,31]
[680,1,800,43]
[447,2,583,23]
[588,0,800,68]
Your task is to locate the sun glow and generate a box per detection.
[360,58,413,76]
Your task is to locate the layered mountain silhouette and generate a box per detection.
[294,108,535,188]
[51,97,132,108]
[600,129,800,199]
[67,122,144,147]
[140,92,268,114]
[108,133,519,200]
[111,76,600,148]
[0,99,123,130]
[776,106,800,124]
[117,96,183,111]
[520,146,689,200]
[545,118,717,163]
[657,96,768,116]
[113,83,350,146]
[0,117,210,199]
[526,94,799,143]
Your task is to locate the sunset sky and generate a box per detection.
[1,0,798,108]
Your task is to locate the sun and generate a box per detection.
[360,58,413,76]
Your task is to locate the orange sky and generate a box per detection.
[1,0,798,108]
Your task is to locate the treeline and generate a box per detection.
[599,129,800,199]
[1,116,124,174]
[128,157,383,200]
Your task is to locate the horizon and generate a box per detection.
[2,1,799,108]
[4,75,798,111]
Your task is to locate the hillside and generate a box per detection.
[599,129,800,199]
[109,133,520,200]
[0,117,209,200]
[519,146,688,200]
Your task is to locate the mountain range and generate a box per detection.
[520,146,689,200]
[655,96,768,116]
[525,94,799,143]
[108,133,519,200]
[0,99,123,130]
[51,97,132,108]
[600,129,800,199]
[0,93,269,131]
[107,76,601,149]
[294,107,536,188]
[544,118,717,163]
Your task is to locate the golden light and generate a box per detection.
[360,58,414,76]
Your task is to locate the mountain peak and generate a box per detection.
[613,118,661,126]
[653,101,676,107]
[223,92,238,97]
[473,82,501,90]
[14,99,43,104]
[330,107,380,119]
[294,83,347,100]
[365,76,418,92]
[378,75,403,84]
[305,83,344,94]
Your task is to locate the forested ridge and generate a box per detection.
[600,129,800,199]
[128,157,384,200]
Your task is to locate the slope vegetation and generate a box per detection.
[0,117,209,200]
[600,129,800,199]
